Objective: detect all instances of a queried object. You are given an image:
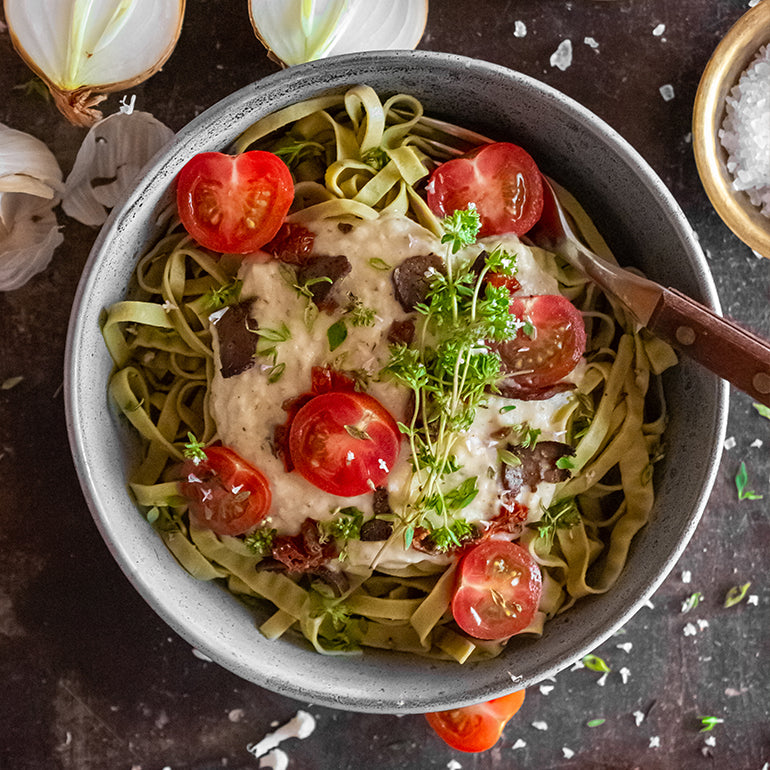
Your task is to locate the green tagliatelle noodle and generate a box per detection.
[101,85,676,662]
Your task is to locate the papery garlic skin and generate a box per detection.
[250,0,429,67]
[4,0,186,126]
[63,109,175,226]
[0,124,64,291]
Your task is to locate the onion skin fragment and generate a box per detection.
[4,0,186,127]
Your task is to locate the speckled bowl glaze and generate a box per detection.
[65,51,727,714]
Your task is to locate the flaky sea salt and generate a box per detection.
[550,40,573,71]
[719,44,770,217]
[514,21,527,38]
[659,84,675,102]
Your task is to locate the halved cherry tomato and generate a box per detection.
[426,142,544,237]
[426,690,526,753]
[179,445,271,536]
[176,150,294,254]
[492,294,586,392]
[451,539,542,640]
[288,391,401,497]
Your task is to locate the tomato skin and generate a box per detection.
[451,539,542,640]
[179,445,271,536]
[176,150,294,254]
[492,294,586,392]
[426,142,544,237]
[426,690,526,753]
[289,391,401,497]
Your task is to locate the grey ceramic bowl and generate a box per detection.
[65,51,727,714]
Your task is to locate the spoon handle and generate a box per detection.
[649,287,770,406]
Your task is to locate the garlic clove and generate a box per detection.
[0,194,64,292]
[5,0,186,126]
[250,0,429,67]
[0,122,64,291]
[62,107,175,226]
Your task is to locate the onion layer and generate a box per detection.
[4,0,185,126]
[249,0,429,67]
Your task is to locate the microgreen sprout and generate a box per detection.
[586,718,606,728]
[582,654,611,673]
[735,461,763,500]
[698,716,724,733]
[724,582,751,608]
[681,591,703,614]
[183,432,207,464]
[752,402,770,420]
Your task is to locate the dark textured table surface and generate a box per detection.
[1,2,769,768]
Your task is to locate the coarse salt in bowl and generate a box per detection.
[693,0,770,258]
[65,51,726,713]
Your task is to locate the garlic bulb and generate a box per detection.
[0,124,64,291]
[4,0,185,126]
[63,103,175,226]
[249,0,429,67]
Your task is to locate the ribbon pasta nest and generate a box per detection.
[101,85,676,662]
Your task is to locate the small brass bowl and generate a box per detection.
[693,0,770,258]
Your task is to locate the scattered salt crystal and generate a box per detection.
[246,711,316,760]
[751,438,763,448]
[683,622,698,636]
[570,659,585,671]
[633,710,645,726]
[704,735,717,747]
[659,84,675,102]
[649,736,661,748]
[447,761,462,770]
[596,672,609,687]
[512,738,527,749]
[681,570,692,583]
[724,436,736,450]
[747,594,759,605]
[550,40,573,71]
[652,23,666,37]
[514,21,527,38]
[619,667,631,684]
[229,709,246,723]
[749,0,761,6]
[563,748,575,759]
[616,642,633,653]
[532,721,549,731]
[584,36,599,49]
[719,44,770,217]
[539,684,555,695]
[697,619,710,631]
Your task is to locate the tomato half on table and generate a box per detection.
[176,150,294,254]
[426,690,526,753]
[288,391,401,497]
[179,445,271,536]
[492,294,586,392]
[426,142,544,237]
[451,539,542,640]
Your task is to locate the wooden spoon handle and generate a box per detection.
[648,287,770,406]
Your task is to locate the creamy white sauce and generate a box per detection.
[209,214,577,570]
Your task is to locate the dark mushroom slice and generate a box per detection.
[501,440,576,496]
[391,253,444,312]
[213,299,259,378]
[296,254,352,310]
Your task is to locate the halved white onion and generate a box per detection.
[63,106,175,226]
[0,123,64,291]
[249,0,429,67]
[4,0,185,126]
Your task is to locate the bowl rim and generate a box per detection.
[64,50,728,712]
[692,0,770,258]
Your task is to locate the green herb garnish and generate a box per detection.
[681,591,703,613]
[735,461,763,500]
[586,718,606,728]
[244,526,277,557]
[182,432,207,464]
[753,402,770,420]
[724,582,751,608]
[582,654,611,673]
[698,715,724,732]
[327,319,348,351]
[531,497,580,548]
[203,278,242,311]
